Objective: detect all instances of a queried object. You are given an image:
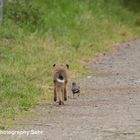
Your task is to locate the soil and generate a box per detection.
[1,39,140,140]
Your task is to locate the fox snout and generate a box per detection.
[57,74,65,84]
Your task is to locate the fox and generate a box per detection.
[53,64,69,105]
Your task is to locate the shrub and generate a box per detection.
[4,0,44,32]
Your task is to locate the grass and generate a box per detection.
[0,0,140,128]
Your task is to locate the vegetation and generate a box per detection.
[0,0,140,128]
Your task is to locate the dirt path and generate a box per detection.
[1,40,140,140]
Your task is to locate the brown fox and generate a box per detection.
[53,64,69,105]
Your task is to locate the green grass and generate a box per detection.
[0,0,140,128]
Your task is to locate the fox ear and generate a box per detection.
[53,64,56,67]
[66,64,69,69]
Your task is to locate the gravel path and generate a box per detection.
[1,39,140,140]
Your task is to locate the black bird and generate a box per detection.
[71,82,80,98]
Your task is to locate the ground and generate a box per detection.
[1,39,140,140]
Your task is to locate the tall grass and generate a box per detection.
[0,0,140,128]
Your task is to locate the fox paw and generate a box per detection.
[59,101,64,105]
[54,97,57,102]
